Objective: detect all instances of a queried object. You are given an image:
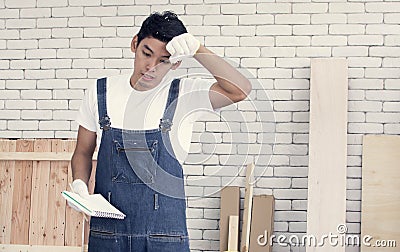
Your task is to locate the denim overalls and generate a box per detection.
[88,77,190,252]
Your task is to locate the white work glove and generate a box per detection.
[68,179,89,212]
[166,33,200,64]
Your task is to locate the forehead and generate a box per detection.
[139,36,169,55]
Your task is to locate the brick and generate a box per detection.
[21,110,52,120]
[239,14,273,25]
[240,36,274,46]
[292,90,310,101]
[348,13,383,24]
[293,69,310,79]
[55,131,77,139]
[102,0,134,5]
[204,36,238,47]
[293,25,327,35]
[8,120,38,130]
[52,7,83,17]
[366,90,400,101]
[370,46,400,57]
[366,2,400,13]
[0,60,8,69]
[117,27,140,38]
[178,15,202,26]
[241,58,274,68]
[37,100,67,110]
[37,79,68,89]
[348,112,366,123]
[53,89,84,99]
[20,8,51,18]
[257,3,291,14]
[10,60,40,69]
[21,90,52,99]
[290,156,309,167]
[135,0,167,3]
[348,35,383,46]
[383,58,400,67]
[89,48,122,58]
[6,19,36,29]
[311,14,346,24]
[25,69,55,79]
[348,57,382,68]
[261,47,295,57]
[274,101,309,112]
[187,26,220,36]
[204,15,237,25]
[330,24,365,34]
[274,79,309,90]
[39,39,69,49]
[221,4,256,14]
[6,100,36,109]
[384,124,400,134]
[56,69,87,79]
[116,5,150,16]
[366,113,400,123]
[23,131,54,138]
[88,69,119,79]
[276,123,309,133]
[292,112,310,122]
[104,59,132,69]
[37,0,67,7]
[226,47,260,57]
[151,5,185,14]
[84,27,116,37]
[333,46,368,57]
[57,49,89,59]
[348,123,383,134]
[70,38,102,48]
[275,14,310,24]
[385,79,400,90]
[101,17,134,27]
[7,39,38,49]
[69,0,100,6]
[52,28,83,38]
[0,50,24,59]
[367,24,400,35]
[68,17,100,27]
[53,110,77,120]
[311,35,347,46]
[186,5,220,15]
[349,101,382,112]
[257,178,291,188]
[267,155,289,166]
[349,90,365,101]
[0,30,19,39]
[39,121,70,130]
[256,25,292,35]
[385,13,400,24]
[221,26,255,36]
[365,68,400,78]
[0,70,24,79]
[276,36,310,46]
[26,49,56,59]
[41,59,71,69]
[293,3,327,13]
[73,59,104,69]
[274,190,308,200]
[5,0,35,8]
[258,68,292,79]
[349,79,383,90]
[21,29,51,39]
[297,47,331,57]
[329,3,364,13]
[0,9,19,18]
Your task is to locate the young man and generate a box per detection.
[71,11,251,251]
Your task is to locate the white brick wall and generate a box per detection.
[1,1,399,251]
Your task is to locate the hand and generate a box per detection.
[68,179,89,212]
[166,33,200,64]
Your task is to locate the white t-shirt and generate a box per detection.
[76,74,215,163]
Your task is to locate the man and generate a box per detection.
[71,11,251,251]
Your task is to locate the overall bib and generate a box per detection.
[88,78,190,252]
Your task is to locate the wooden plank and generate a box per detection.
[220,187,240,252]
[64,141,83,247]
[0,140,16,244]
[240,163,255,252]
[11,140,34,244]
[227,215,239,251]
[0,152,98,161]
[361,135,400,251]
[0,244,81,252]
[29,139,51,245]
[249,195,274,252]
[306,58,347,252]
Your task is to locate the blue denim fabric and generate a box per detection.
[88,78,189,252]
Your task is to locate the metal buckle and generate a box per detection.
[99,115,111,131]
[159,118,173,133]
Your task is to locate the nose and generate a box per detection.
[146,58,158,72]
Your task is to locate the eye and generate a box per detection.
[160,59,171,64]
[143,51,151,57]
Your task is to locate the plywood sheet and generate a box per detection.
[306,58,348,252]
[361,135,400,251]
[0,244,81,252]
[220,186,240,252]
[249,195,274,252]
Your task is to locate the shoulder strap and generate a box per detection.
[159,79,180,133]
[96,77,111,131]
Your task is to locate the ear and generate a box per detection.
[131,35,138,53]
[170,60,181,70]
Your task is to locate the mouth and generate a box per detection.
[141,73,155,81]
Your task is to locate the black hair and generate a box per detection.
[136,11,187,46]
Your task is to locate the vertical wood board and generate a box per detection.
[306,58,348,252]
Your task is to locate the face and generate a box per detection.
[130,36,180,91]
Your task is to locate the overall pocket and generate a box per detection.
[112,139,159,184]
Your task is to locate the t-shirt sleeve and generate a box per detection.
[75,83,97,132]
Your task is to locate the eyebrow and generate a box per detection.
[143,44,170,58]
